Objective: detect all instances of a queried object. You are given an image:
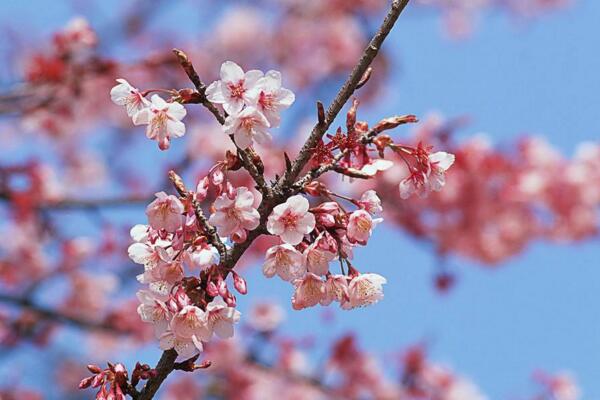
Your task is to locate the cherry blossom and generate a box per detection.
[223,106,271,149]
[346,209,382,245]
[343,273,387,309]
[133,94,187,150]
[291,273,326,310]
[145,192,184,232]
[303,233,337,276]
[263,244,306,281]
[202,297,241,340]
[110,79,148,117]
[136,290,170,337]
[359,190,383,215]
[246,70,296,127]
[267,195,316,245]
[321,274,350,306]
[206,61,263,115]
[208,187,260,238]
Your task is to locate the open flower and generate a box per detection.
[159,330,204,362]
[343,273,387,309]
[346,209,382,245]
[246,70,295,127]
[359,190,383,215]
[110,78,148,117]
[303,234,336,276]
[206,61,263,115]
[133,94,187,150]
[201,297,241,340]
[223,106,271,149]
[399,151,455,199]
[427,151,455,192]
[321,274,350,306]
[136,290,170,337]
[208,187,260,238]
[291,273,326,310]
[267,195,315,245]
[263,244,306,281]
[146,192,184,232]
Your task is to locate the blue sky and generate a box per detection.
[0,1,599,398]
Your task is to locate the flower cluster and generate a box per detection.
[262,192,387,310]
[207,61,295,149]
[128,170,254,360]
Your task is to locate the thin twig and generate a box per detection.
[279,0,410,190]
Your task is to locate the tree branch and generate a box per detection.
[278,0,410,189]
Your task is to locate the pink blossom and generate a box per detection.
[346,209,382,245]
[133,94,187,150]
[170,305,210,339]
[399,151,455,199]
[185,245,219,271]
[291,273,326,310]
[427,151,456,192]
[223,106,271,149]
[303,234,336,276]
[321,274,349,306]
[136,289,170,337]
[206,61,262,115]
[267,195,315,245]
[208,187,260,237]
[246,70,295,127]
[359,190,383,215]
[159,330,204,362]
[110,78,148,117]
[361,159,393,176]
[202,297,241,340]
[263,244,306,281]
[146,192,184,232]
[343,273,387,309]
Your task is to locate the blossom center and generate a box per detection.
[227,81,245,99]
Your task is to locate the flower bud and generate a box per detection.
[225,293,237,307]
[232,271,248,295]
[217,277,228,297]
[206,280,219,297]
[78,376,93,389]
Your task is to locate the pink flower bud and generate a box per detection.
[232,271,248,294]
[206,280,219,297]
[225,293,237,307]
[78,376,93,389]
[87,364,102,374]
[217,277,228,297]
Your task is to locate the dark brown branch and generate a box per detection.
[168,170,229,262]
[134,349,178,400]
[278,0,410,189]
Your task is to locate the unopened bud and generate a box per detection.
[206,280,219,297]
[372,115,418,134]
[78,376,93,389]
[304,181,325,196]
[87,364,102,374]
[225,293,237,307]
[232,271,248,295]
[217,277,228,297]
